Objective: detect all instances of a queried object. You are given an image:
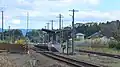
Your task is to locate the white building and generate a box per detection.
[76,33,85,40]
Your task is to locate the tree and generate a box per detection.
[75,23,100,37]
[100,20,120,41]
[3,29,23,43]
[26,30,44,43]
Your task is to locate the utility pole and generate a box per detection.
[57,14,64,53]
[46,23,50,29]
[62,20,64,41]
[57,14,64,29]
[61,20,64,44]
[27,12,29,34]
[69,9,78,55]
[61,20,64,41]
[45,26,46,29]
[59,14,62,30]
[26,12,29,45]
[8,26,10,43]
[46,23,50,43]
[62,20,63,29]
[1,11,4,40]
[50,20,54,30]
[50,20,54,43]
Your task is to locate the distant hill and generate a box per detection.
[0,29,32,36]
[20,29,32,36]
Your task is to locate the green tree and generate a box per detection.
[3,29,23,43]
[100,20,120,41]
[76,23,100,37]
[26,29,44,43]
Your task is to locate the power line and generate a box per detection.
[69,9,79,55]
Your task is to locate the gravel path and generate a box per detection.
[0,50,71,67]
[0,53,17,67]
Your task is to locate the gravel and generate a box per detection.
[0,50,71,67]
[68,52,120,67]
[28,50,71,67]
[0,53,17,67]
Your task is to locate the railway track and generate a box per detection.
[76,49,120,59]
[38,51,104,67]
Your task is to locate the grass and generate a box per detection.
[71,54,120,67]
[0,40,8,44]
[76,46,120,55]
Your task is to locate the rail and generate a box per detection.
[38,51,103,67]
[76,49,120,59]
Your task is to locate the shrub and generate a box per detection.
[108,40,117,48]
[0,40,8,44]
[90,38,108,48]
[108,40,120,50]
[115,42,120,49]
[15,39,26,44]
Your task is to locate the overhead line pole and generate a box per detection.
[50,20,54,43]
[46,23,50,29]
[45,26,46,29]
[50,20,54,30]
[57,14,63,30]
[46,23,50,43]
[59,14,62,30]
[62,20,63,29]
[1,11,4,40]
[57,14,64,53]
[27,12,29,34]
[69,9,78,55]
[26,12,29,45]
[8,26,11,43]
[62,20,63,42]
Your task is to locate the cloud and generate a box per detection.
[12,19,21,24]
[1,0,120,29]
[83,0,100,5]
[59,0,100,5]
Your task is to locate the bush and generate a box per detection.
[115,42,120,49]
[90,38,108,48]
[0,40,8,44]
[109,40,120,50]
[15,39,26,44]
[109,40,117,48]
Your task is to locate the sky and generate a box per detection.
[0,0,120,29]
